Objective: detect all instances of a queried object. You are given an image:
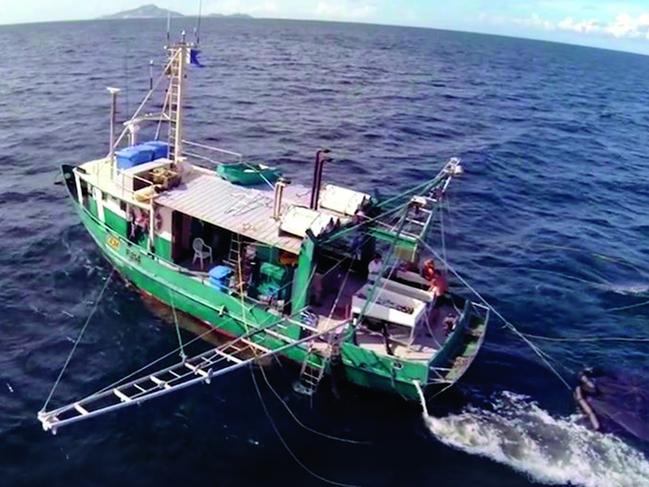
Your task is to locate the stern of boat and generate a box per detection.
[426,297,489,389]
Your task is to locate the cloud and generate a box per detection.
[204,0,279,16]
[315,1,377,20]
[557,17,601,34]
[605,13,649,38]
[503,11,649,40]
[512,13,556,31]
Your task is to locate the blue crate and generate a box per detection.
[115,146,155,170]
[140,140,169,160]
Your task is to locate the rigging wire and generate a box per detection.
[250,365,360,487]
[524,242,648,274]
[520,333,649,344]
[82,245,327,401]
[195,0,203,44]
[605,300,649,312]
[41,269,115,412]
[417,238,573,391]
[439,196,448,277]
[257,365,369,445]
[168,289,186,361]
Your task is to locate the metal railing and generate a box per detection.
[182,139,242,169]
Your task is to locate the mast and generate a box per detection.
[166,31,190,163]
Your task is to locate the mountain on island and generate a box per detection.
[100,4,254,20]
[99,4,184,19]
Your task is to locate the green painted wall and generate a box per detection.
[155,236,173,261]
[104,207,128,237]
[87,197,98,220]
[341,341,427,399]
[292,233,315,315]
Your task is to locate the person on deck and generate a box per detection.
[422,259,448,295]
[367,253,383,282]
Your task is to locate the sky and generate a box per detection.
[4,0,649,54]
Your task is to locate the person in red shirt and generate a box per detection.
[422,259,448,295]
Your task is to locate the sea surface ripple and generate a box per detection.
[0,18,648,487]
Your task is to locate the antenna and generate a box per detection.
[166,12,171,43]
[149,59,154,90]
[195,0,203,45]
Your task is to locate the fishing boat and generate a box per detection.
[38,32,489,434]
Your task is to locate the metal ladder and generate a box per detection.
[226,233,242,268]
[38,318,352,434]
[297,344,330,395]
[38,335,267,434]
[226,233,247,292]
[167,52,182,161]
[296,313,336,396]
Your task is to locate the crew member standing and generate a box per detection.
[422,259,448,295]
[367,252,383,282]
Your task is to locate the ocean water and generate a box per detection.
[1,18,648,487]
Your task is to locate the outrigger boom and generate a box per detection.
[39,318,350,434]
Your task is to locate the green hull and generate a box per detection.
[63,165,486,401]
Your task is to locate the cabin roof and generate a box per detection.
[155,167,314,254]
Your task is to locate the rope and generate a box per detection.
[439,196,447,277]
[326,257,355,324]
[355,209,408,323]
[41,269,115,412]
[605,300,649,312]
[520,333,649,343]
[250,365,360,487]
[321,168,452,245]
[86,252,324,400]
[168,289,186,361]
[258,365,369,445]
[417,238,573,391]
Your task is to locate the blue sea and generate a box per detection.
[1,18,648,487]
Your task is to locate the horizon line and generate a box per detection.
[0,15,647,58]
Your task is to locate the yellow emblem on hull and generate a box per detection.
[106,235,120,250]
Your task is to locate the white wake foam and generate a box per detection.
[423,392,649,486]
[606,282,649,296]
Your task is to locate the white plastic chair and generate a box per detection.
[192,237,213,269]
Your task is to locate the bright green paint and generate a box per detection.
[154,235,172,260]
[104,207,128,237]
[73,187,485,400]
[291,233,315,318]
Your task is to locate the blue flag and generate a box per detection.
[188,48,204,67]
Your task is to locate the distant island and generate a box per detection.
[99,4,183,19]
[99,4,253,20]
[207,13,253,19]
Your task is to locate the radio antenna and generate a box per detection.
[166,12,171,43]
[195,0,203,45]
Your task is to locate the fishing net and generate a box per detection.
[586,373,649,442]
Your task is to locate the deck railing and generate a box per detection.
[182,139,242,169]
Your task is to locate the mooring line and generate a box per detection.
[257,365,370,445]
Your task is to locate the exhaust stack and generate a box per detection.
[310,149,332,210]
[273,177,290,220]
